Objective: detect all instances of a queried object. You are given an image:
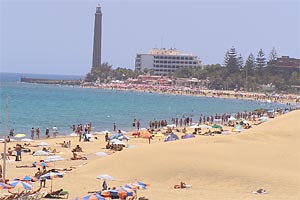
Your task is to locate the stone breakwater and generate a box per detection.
[20,77,82,85]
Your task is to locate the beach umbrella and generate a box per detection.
[41,171,63,192]
[228,116,236,121]
[33,161,50,168]
[259,116,269,122]
[212,124,222,129]
[46,155,64,162]
[154,133,164,137]
[120,130,128,134]
[14,133,26,138]
[118,135,129,140]
[20,175,38,182]
[166,124,176,128]
[40,172,63,180]
[110,139,125,145]
[95,152,108,157]
[189,124,200,129]
[8,180,33,190]
[96,174,116,181]
[182,134,195,139]
[199,124,211,129]
[75,193,105,200]
[213,119,222,123]
[21,138,34,142]
[38,142,49,146]
[33,150,50,156]
[0,182,12,190]
[129,180,149,190]
[118,187,135,196]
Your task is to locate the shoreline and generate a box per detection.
[81,83,300,105]
[1,109,299,199]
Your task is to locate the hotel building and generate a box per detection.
[135,48,202,76]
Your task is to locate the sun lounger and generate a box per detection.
[44,190,69,199]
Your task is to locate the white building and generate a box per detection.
[135,48,202,76]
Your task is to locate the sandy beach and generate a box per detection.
[1,109,299,200]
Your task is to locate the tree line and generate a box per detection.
[174,47,299,92]
[85,47,299,92]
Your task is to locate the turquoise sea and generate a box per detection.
[0,73,287,137]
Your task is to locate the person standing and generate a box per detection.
[34,168,42,187]
[36,128,40,140]
[40,166,47,187]
[102,180,108,191]
[105,132,109,142]
[31,127,35,140]
[15,145,22,161]
[45,128,50,138]
[113,123,116,132]
[9,129,14,137]
[137,120,140,130]
[53,125,58,138]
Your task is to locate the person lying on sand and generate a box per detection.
[174,181,192,189]
[71,152,87,160]
[252,188,267,194]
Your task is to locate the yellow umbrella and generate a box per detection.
[14,133,26,138]
[154,133,165,137]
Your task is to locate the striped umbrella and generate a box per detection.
[75,193,105,200]
[8,181,33,190]
[41,172,63,192]
[34,161,50,168]
[20,175,38,182]
[0,182,12,189]
[130,180,149,189]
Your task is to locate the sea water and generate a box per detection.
[0,73,286,137]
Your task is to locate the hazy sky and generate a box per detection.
[1,0,299,75]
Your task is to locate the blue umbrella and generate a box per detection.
[8,181,33,190]
[182,134,195,139]
[0,182,12,189]
[75,193,105,200]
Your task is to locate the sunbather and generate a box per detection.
[71,152,87,160]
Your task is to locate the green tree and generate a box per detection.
[85,62,113,82]
[274,79,288,91]
[174,67,194,78]
[289,71,299,85]
[268,47,278,64]
[224,47,240,73]
[244,53,255,75]
[256,49,266,68]
[237,53,244,70]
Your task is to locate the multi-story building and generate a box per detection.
[269,56,300,69]
[135,48,202,76]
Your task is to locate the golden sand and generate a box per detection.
[3,110,300,200]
